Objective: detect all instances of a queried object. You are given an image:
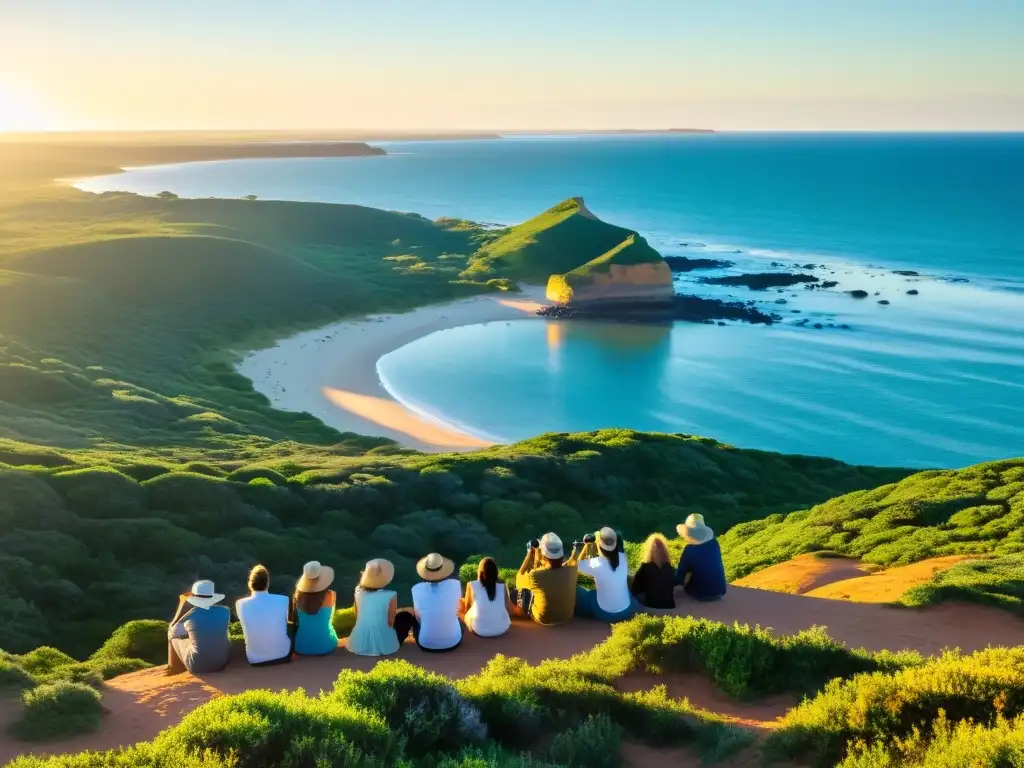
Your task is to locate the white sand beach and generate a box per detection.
[236,287,548,452]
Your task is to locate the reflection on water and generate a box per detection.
[377,316,1024,469]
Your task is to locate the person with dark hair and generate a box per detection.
[394,553,462,652]
[512,532,582,626]
[675,514,727,602]
[166,580,230,675]
[463,557,513,637]
[346,559,400,656]
[291,561,339,656]
[235,564,292,666]
[573,527,637,622]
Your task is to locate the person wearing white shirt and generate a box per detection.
[463,557,513,638]
[574,527,638,623]
[394,553,463,652]
[235,564,292,666]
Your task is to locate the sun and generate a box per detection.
[0,82,55,132]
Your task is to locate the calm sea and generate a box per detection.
[80,134,1024,468]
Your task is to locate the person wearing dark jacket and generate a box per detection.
[675,514,727,601]
[630,533,676,609]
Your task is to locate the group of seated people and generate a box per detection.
[166,514,726,673]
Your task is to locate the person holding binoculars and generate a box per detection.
[513,532,583,626]
[572,527,638,623]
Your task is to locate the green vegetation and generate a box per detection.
[0,429,905,657]
[9,681,105,742]
[460,198,637,282]
[545,233,667,304]
[719,459,1024,586]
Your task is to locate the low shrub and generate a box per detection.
[90,620,167,665]
[10,681,104,741]
[542,714,621,768]
[766,647,1024,767]
[0,656,36,693]
[901,554,1024,613]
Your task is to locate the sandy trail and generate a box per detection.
[4,586,1024,764]
[236,287,548,452]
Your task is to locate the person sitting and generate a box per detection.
[512,532,580,626]
[292,560,339,656]
[346,558,400,657]
[463,557,513,638]
[166,580,230,675]
[675,514,727,601]
[394,553,462,652]
[574,527,637,623]
[235,564,292,666]
[630,533,677,609]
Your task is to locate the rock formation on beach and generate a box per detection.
[545,234,674,308]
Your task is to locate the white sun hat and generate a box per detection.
[539,532,564,559]
[677,514,714,545]
[186,580,225,609]
[598,527,619,552]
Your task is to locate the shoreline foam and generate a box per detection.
[235,287,548,452]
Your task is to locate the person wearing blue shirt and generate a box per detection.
[675,514,727,601]
[167,580,230,674]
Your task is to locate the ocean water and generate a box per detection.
[80,134,1024,468]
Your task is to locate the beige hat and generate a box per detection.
[539,532,564,559]
[186,580,225,609]
[598,527,618,552]
[360,559,395,590]
[677,514,714,545]
[417,552,455,582]
[296,561,335,592]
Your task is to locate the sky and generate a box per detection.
[1,0,1023,132]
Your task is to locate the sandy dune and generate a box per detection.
[4,585,1024,764]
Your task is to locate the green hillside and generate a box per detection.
[460,197,637,282]
[720,459,1024,608]
[546,233,666,302]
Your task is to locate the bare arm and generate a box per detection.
[519,548,536,575]
[387,595,397,628]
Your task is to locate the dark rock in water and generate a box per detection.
[664,255,735,272]
[893,270,920,276]
[878,299,890,305]
[774,298,788,304]
[874,291,880,296]
[699,272,819,290]
[537,294,779,326]
[944,277,970,283]
[907,289,920,295]
[847,290,870,298]
[791,309,801,313]
[820,280,839,289]
[717,321,727,326]
[771,261,784,267]
[679,242,707,248]
[839,324,851,330]
[776,289,785,293]
[813,323,824,329]
[801,263,817,270]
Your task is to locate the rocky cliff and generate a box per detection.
[545,234,674,307]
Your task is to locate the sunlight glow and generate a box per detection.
[0,82,55,131]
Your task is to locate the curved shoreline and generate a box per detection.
[235,287,548,452]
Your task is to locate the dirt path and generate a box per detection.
[4,587,1024,764]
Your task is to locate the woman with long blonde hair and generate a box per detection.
[630,533,676,609]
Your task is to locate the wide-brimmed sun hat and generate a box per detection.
[417,553,455,582]
[360,558,395,590]
[186,580,225,609]
[598,526,618,552]
[539,532,564,559]
[677,514,714,545]
[296,561,336,592]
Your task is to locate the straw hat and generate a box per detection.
[417,552,455,581]
[296,561,335,592]
[359,558,395,590]
[186,580,225,609]
[539,532,564,559]
[677,514,714,545]
[597,526,618,552]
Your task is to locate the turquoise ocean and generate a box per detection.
[79,134,1024,468]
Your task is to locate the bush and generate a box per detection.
[48,467,146,519]
[90,620,168,665]
[331,661,487,757]
[227,466,288,486]
[542,714,621,768]
[767,647,1024,767]
[11,681,104,741]
[0,656,36,692]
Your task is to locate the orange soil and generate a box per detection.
[733,553,873,595]
[805,555,970,603]
[4,585,1023,764]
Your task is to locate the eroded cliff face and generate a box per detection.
[546,261,674,306]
